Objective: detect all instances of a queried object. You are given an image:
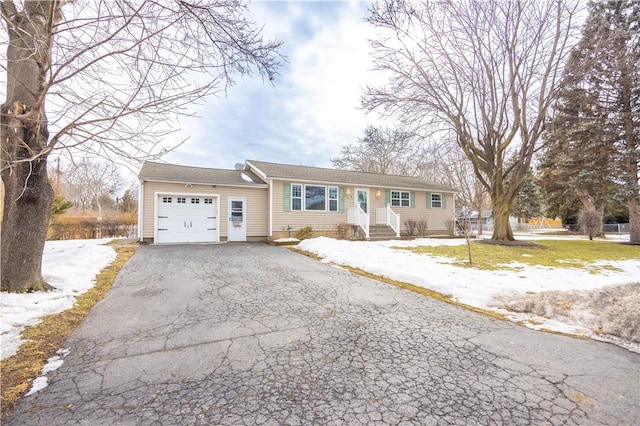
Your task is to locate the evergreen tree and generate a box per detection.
[540,0,639,242]
[512,172,543,222]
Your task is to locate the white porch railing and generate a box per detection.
[347,205,369,238]
[375,204,400,237]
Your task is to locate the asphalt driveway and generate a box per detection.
[8,243,639,425]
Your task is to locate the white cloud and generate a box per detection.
[164,1,390,170]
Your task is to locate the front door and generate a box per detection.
[228,197,247,242]
[355,188,369,214]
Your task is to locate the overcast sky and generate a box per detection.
[163,0,386,171]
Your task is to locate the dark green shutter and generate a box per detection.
[385,190,390,205]
[427,192,432,208]
[283,182,291,211]
[339,187,345,212]
[442,193,446,209]
[410,191,415,208]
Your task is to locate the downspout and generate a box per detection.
[268,178,273,238]
[138,179,144,241]
[453,192,456,236]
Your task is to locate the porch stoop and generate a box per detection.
[367,224,400,241]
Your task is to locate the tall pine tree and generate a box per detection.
[541,0,639,242]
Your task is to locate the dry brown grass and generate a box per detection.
[493,282,640,343]
[0,245,137,423]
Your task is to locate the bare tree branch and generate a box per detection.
[363,0,582,240]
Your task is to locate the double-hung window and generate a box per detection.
[328,186,338,212]
[391,190,411,207]
[431,193,443,208]
[291,184,303,211]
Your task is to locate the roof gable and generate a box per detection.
[245,160,457,192]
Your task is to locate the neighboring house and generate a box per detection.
[138,160,457,243]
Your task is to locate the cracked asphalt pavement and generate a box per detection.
[8,244,639,425]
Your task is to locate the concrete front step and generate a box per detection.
[368,225,399,240]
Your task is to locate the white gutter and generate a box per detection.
[137,179,144,241]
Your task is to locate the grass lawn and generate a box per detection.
[397,239,640,273]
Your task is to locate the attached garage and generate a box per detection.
[156,194,219,243]
[138,162,270,244]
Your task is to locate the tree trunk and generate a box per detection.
[1,151,54,292]
[630,197,640,244]
[621,75,639,244]
[491,202,514,241]
[1,1,56,292]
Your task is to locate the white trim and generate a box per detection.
[354,188,370,214]
[430,192,443,209]
[390,190,411,208]
[244,161,268,181]
[141,178,267,189]
[255,176,455,193]
[328,185,339,212]
[268,178,273,237]
[290,183,342,213]
[138,179,144,241]
[153,191,220,243]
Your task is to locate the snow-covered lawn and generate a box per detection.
[0,239,116,360]
[298,234,640,353]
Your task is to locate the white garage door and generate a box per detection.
[156,195,218,243]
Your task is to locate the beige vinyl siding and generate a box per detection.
[271,180,349,236]
[271,180,455,236]
[390,191,454,232]
[141,181,268,241]
[373,189,453,233]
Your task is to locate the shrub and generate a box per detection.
[294,226,314,240]
[404,219,418,236]
[416,220,428,236]
[48,215,137,240]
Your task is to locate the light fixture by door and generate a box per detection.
[345,188,351,196]
[375,190,381,198]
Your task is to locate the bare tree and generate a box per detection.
[1,1,282,292]
[363,0,582,241]
[64,159,123,217]
[437,140,489,235]
[331,126,424,176]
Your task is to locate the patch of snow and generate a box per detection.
[274,237,300,243]
[25,348,70,396]
[0,239,116,360]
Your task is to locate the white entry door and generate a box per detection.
[228,197,247,242]
[355,188,369,214]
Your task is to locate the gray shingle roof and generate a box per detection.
[246,160,457,192]
[138,161,267,186]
